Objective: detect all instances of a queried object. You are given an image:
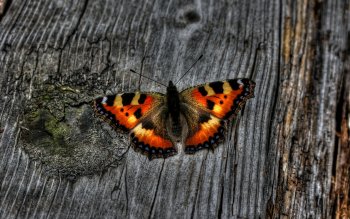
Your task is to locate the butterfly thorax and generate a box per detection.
[166,81,182,137]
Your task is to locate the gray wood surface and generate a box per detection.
[0,0,349,218]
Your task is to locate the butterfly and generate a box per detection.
[93,78,255,160]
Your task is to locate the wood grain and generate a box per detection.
[0,0,348,218]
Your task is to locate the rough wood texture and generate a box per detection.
[0,0,349,218]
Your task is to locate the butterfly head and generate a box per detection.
[167,81,178,93]
[168,80,175,87]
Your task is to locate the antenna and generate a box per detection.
[137,56,146,90]
[175,55,203,85]
[130,69,167,87]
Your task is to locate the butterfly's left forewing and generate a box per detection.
[93,92,177,159]
[180,78,255,153]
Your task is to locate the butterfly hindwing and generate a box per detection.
[129,106,177,159]
[93,92,177,159]
[180,105,226,154]
[180,78,255,153]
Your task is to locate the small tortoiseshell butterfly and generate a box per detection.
[93,78,255,160]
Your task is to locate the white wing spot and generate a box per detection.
[237,79,243,85]
[102,97,108,104]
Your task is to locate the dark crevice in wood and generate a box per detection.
[312,0,324,83]
[59,0,89,51]
[218,128,231,218]
[111,162,127,201]
[120,143,132,160]
[124,161,129,216]
[332,74,344,177]
[264,9,281,212]
[148,161,165,219]
[56,49,63,77]
[137,56,147,90]
[230,121,239,214]
[191,153,208,218]
[250,43,260,79]
[66,101,90,108]
[217,173,225,218]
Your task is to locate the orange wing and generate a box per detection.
[93,92,177,159]
[180,79,255,153]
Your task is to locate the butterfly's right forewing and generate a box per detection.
[180,79,255,153]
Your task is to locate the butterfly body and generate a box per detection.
[93,78,255,160]
[166,81,182,139]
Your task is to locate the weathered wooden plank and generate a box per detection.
[0,0,348,218]
[268,0,349,218]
